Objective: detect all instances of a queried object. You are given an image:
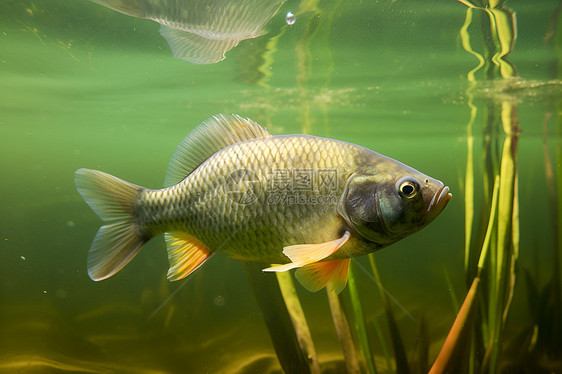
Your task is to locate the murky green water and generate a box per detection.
[1,0,561,373]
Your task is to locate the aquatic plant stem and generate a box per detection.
[459,8,485,82]
[543,112,562,354]
[368,254,410,374]
[276,271,321,373]
[428,277,480,374]
[244,263,319,373]
[458,2,519,371]
[429,176,499,373]
[556,114,562,300]
[347,265,377,374]
[487,102,518,373]
[477,175,500,277]
[463,90,476,278]
[371,315,393,371]
[326,287,361,374]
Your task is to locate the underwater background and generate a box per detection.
[1,0,561,372]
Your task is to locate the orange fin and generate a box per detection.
[283,231,351,266]
[164,232,211,281]
[295,259,351,294]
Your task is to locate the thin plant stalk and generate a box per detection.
[543,113,562,351]
[371,312,393,371]
[347,265,377,374]
[429,176,499,373]
[459,9,486,372]
[558,110,562,303]
[459,7,485,83]
[326,287,361,374]
[458,1,519,372]
[477,175,501,277]
[244,262,319,373]
[368,254,410,374]
[487,102,518,373]
[428,278,480,374]
[276,271,321,373]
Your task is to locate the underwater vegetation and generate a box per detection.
[244,1,562,373]
[1,0,561,373]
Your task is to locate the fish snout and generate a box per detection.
[427,184,452,215]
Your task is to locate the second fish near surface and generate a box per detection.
[75,114,452,293]
[88,0,285,64]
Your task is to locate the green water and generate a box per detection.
[1,0,561,373]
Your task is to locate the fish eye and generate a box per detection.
[397,178,419,199]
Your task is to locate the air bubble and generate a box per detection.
[214,295,225,307]
[286,11,295,25]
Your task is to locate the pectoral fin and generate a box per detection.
[284,231,351,265]
[165,232,211,281]
[263,231,351,273]
[295,259,351,294]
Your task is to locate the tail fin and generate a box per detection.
[74,168,147,281]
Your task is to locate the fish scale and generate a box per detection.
[136,135,357,263]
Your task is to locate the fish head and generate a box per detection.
[337,163,451,246]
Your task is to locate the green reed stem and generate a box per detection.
[459,8,485,82]
[347,265,377,374]
[244,263,319,373]
[477,174,500,347]
[487,102,518,373]
[547,110,562,350]
[429,175,499,373]
[463,90,476,278]
[368,254,409,374]
[477,175,500,276]
[458,2,519,371]
[371,314,393,371]
[276,271,321,373]
[327,287,362,374]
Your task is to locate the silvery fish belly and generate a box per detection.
[75,114,451,294]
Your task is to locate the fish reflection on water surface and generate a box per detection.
[89,0,286,63]
[75,114,451,293]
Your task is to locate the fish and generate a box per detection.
[89,0,285,64]
[75,114,451,293]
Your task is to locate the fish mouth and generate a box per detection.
[426,185,452,218]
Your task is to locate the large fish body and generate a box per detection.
[75,115,451,293]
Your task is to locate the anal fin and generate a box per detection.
[165,232,211,281]
[295,259,351,294]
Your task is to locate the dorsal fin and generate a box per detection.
[164,114,271,187]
